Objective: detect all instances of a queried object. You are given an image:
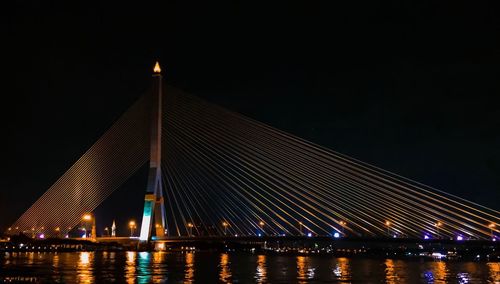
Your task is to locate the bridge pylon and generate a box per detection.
[139,61,167,241]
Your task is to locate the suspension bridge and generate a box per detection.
[6,62,499,243]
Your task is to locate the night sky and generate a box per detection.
[2,1,499,234]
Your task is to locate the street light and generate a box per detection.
[187,223,194,237]
[129,221,136,237]
[222,221,229,236]
[82,214,93,238]
[435,221,442,239]
[489,223,496,238]
[385,221,391,236]
[339,221,346,235]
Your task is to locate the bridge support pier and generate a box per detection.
[139,62,167,241]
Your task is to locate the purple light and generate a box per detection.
[39,234,45,239]
[424,235,430,240]
[307,232,312,237]
[456,235,463,241]
[493,238,496,242]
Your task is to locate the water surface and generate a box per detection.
[1,251,499,283]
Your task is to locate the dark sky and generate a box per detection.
[2,1,499,233]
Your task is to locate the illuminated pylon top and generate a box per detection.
[154,61,161,74]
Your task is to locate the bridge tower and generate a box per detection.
[139,61,167,241]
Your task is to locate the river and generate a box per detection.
[1,251,499,283]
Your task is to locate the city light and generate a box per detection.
[333,232,340,238]
[307,232,312,237]
[82,214,92,221]
[456,235,464,241]
[424,234,430,240]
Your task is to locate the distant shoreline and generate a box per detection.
[1,235,499,262]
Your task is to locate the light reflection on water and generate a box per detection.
[333,257,350,281]
[488,262,500,283]
[255,254,267,283]
[0,251,499,283]
[296,255,317,283]
[125,251,136,283]
[184,252,194,283]
[219,253,232,283]
[434,260,448,283]
[137,252,152,284]
[77,252,94,283]
[152,252,167,283]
